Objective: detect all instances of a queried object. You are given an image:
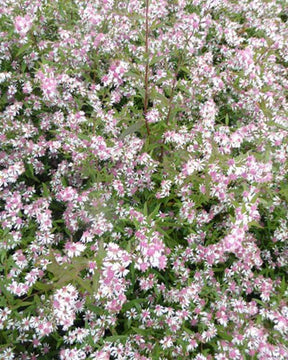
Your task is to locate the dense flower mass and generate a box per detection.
[0,0,287,359]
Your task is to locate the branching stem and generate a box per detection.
[144,0,151,136]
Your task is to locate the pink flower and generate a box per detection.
[64,241,86,257]
[40,77,58,100]
[14,15,33,37]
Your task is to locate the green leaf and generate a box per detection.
[259,101,273,119]
[151,90,169,107]
[122,298,147,312]
[75,276,93,294]
[92,240,106,292]
[61,177,68,186]
[253,298,265,306]
[86,303,105,315]
[21,62,27,72]
[249,220,264,229]
[42,183,50,197]
[217,328,232,341]
[267,121,288,131]
[150,20,163,31]
[225,113,229,126]
[33,281,52,291]
[25,163,40,183]
[280,277,286,293]
[131,326,151,336]
[148,203,161,220]
[119,120,144,139]
[104,335,129,343]
[124,71,142,80]
[150,55,166,66]
[152,343,161,359]
[143,201,148,216]
[16,42,31,57]
[12,301,34,310]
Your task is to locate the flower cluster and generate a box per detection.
[52,285,83,330]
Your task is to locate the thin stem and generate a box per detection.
[159,53,183,162]
[159,33,194,162]
[165,32,194,127]
[143,0,151,136]
[166,54,183,126]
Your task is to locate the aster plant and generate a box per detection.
[0,0,287,359]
